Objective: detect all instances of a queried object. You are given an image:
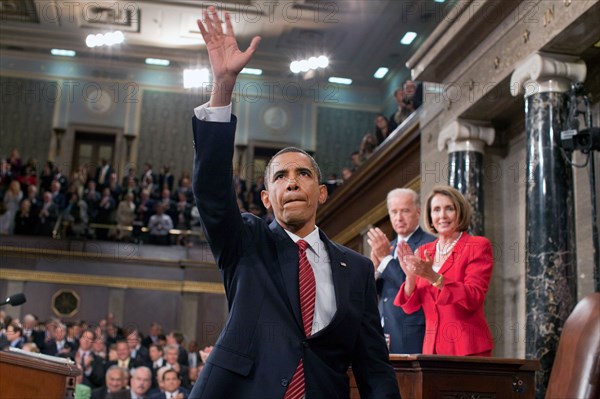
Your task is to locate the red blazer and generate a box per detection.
[394,233,494,356]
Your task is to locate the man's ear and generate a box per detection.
[318,184,328,205]
[261,190,271,209]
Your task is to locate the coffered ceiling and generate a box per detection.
[0,0,455,88]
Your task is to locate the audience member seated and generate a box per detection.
[148,204,173,245]
[359,133,377,160]
[403,80,423,111]
[150,368,190,399]
[341,167,353,181]
[43,322,76,356]
[63,192,89,238]
[91,365,128,399]
[136,189,155,227]
[3,180,22,233]
[350,151,363,170]
[159,166,175,192]
[127,330,152,369]
[374,113,392,145]
[113,193,136,241]
[3,323,25,349]
[14,198,37,235]
[149,344,166,389]
[95,187,116,239]
[73,329,106,389]
[129,366,153,399]
[95,159,113,190]
[39,161,56,193]
[50,180,67,211]
[163,345,191,390]
[6,148,22,177]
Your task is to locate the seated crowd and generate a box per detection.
[0,312,210,399]
[0,150,285,243]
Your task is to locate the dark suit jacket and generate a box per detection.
[189,115,400,399]
[148,387,190,399]
[395,233,494,356]
[376,227,435,354]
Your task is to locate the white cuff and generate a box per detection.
[194,102,232,122]
[376,255,393,274]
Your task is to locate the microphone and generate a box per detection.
[1,293,26,307]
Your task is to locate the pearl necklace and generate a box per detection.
[436,232,462,256]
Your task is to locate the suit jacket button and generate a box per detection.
[281,378,288,387]
[302,341,309,348]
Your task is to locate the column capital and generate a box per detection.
[510,52,586,98]
[438,119,495,154]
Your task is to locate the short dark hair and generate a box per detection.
[264,147,322,188]
[162,368,180,381]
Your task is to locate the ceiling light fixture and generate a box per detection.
[328,77,352,85]
[241,68,263,75]
[145,58,170,66]
[373,67,389,79]
[290,56,329,74]
[86,31,124,48]
[400,32,417,45]
[50,49,76,57]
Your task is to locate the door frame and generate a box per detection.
[59,124,125,181]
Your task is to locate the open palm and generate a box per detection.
[197,6,261,83]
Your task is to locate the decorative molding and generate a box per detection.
[0,245,215,269]
[0,268,225,294]
[438,119,496,154]
[510,52,586,97]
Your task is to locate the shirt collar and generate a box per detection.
[398,226,419,242]
[286,227,320,251]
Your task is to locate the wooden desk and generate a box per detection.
[350,355,539,399]
[0,349,80,399]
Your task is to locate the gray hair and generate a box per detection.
[386,188,420,209]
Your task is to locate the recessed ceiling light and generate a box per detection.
[328,77,352,85]
[434,0,445,3]
[373,67,389,79]
[50,49,76,57]
[241,68,263,75]
[145,58,170,66]
[400,32,417,45]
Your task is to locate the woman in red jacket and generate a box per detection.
[394,185,494,356]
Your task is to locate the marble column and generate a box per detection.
[438,120,495,235]
[511,52,586,398]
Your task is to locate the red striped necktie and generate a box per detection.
[284,239,316,399]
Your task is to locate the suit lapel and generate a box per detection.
[269,221,304,332]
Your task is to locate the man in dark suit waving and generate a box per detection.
[189,6,400,399]
[368,188,435,354]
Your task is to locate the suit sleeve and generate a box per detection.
[352,261,402,399]
[192,115,243,269]
[435,237,493,311]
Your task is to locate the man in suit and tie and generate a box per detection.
[367,188,436,354]
[189,7,400,399]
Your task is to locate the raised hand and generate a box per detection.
[367,227,393,268]
[197,6,261,106]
